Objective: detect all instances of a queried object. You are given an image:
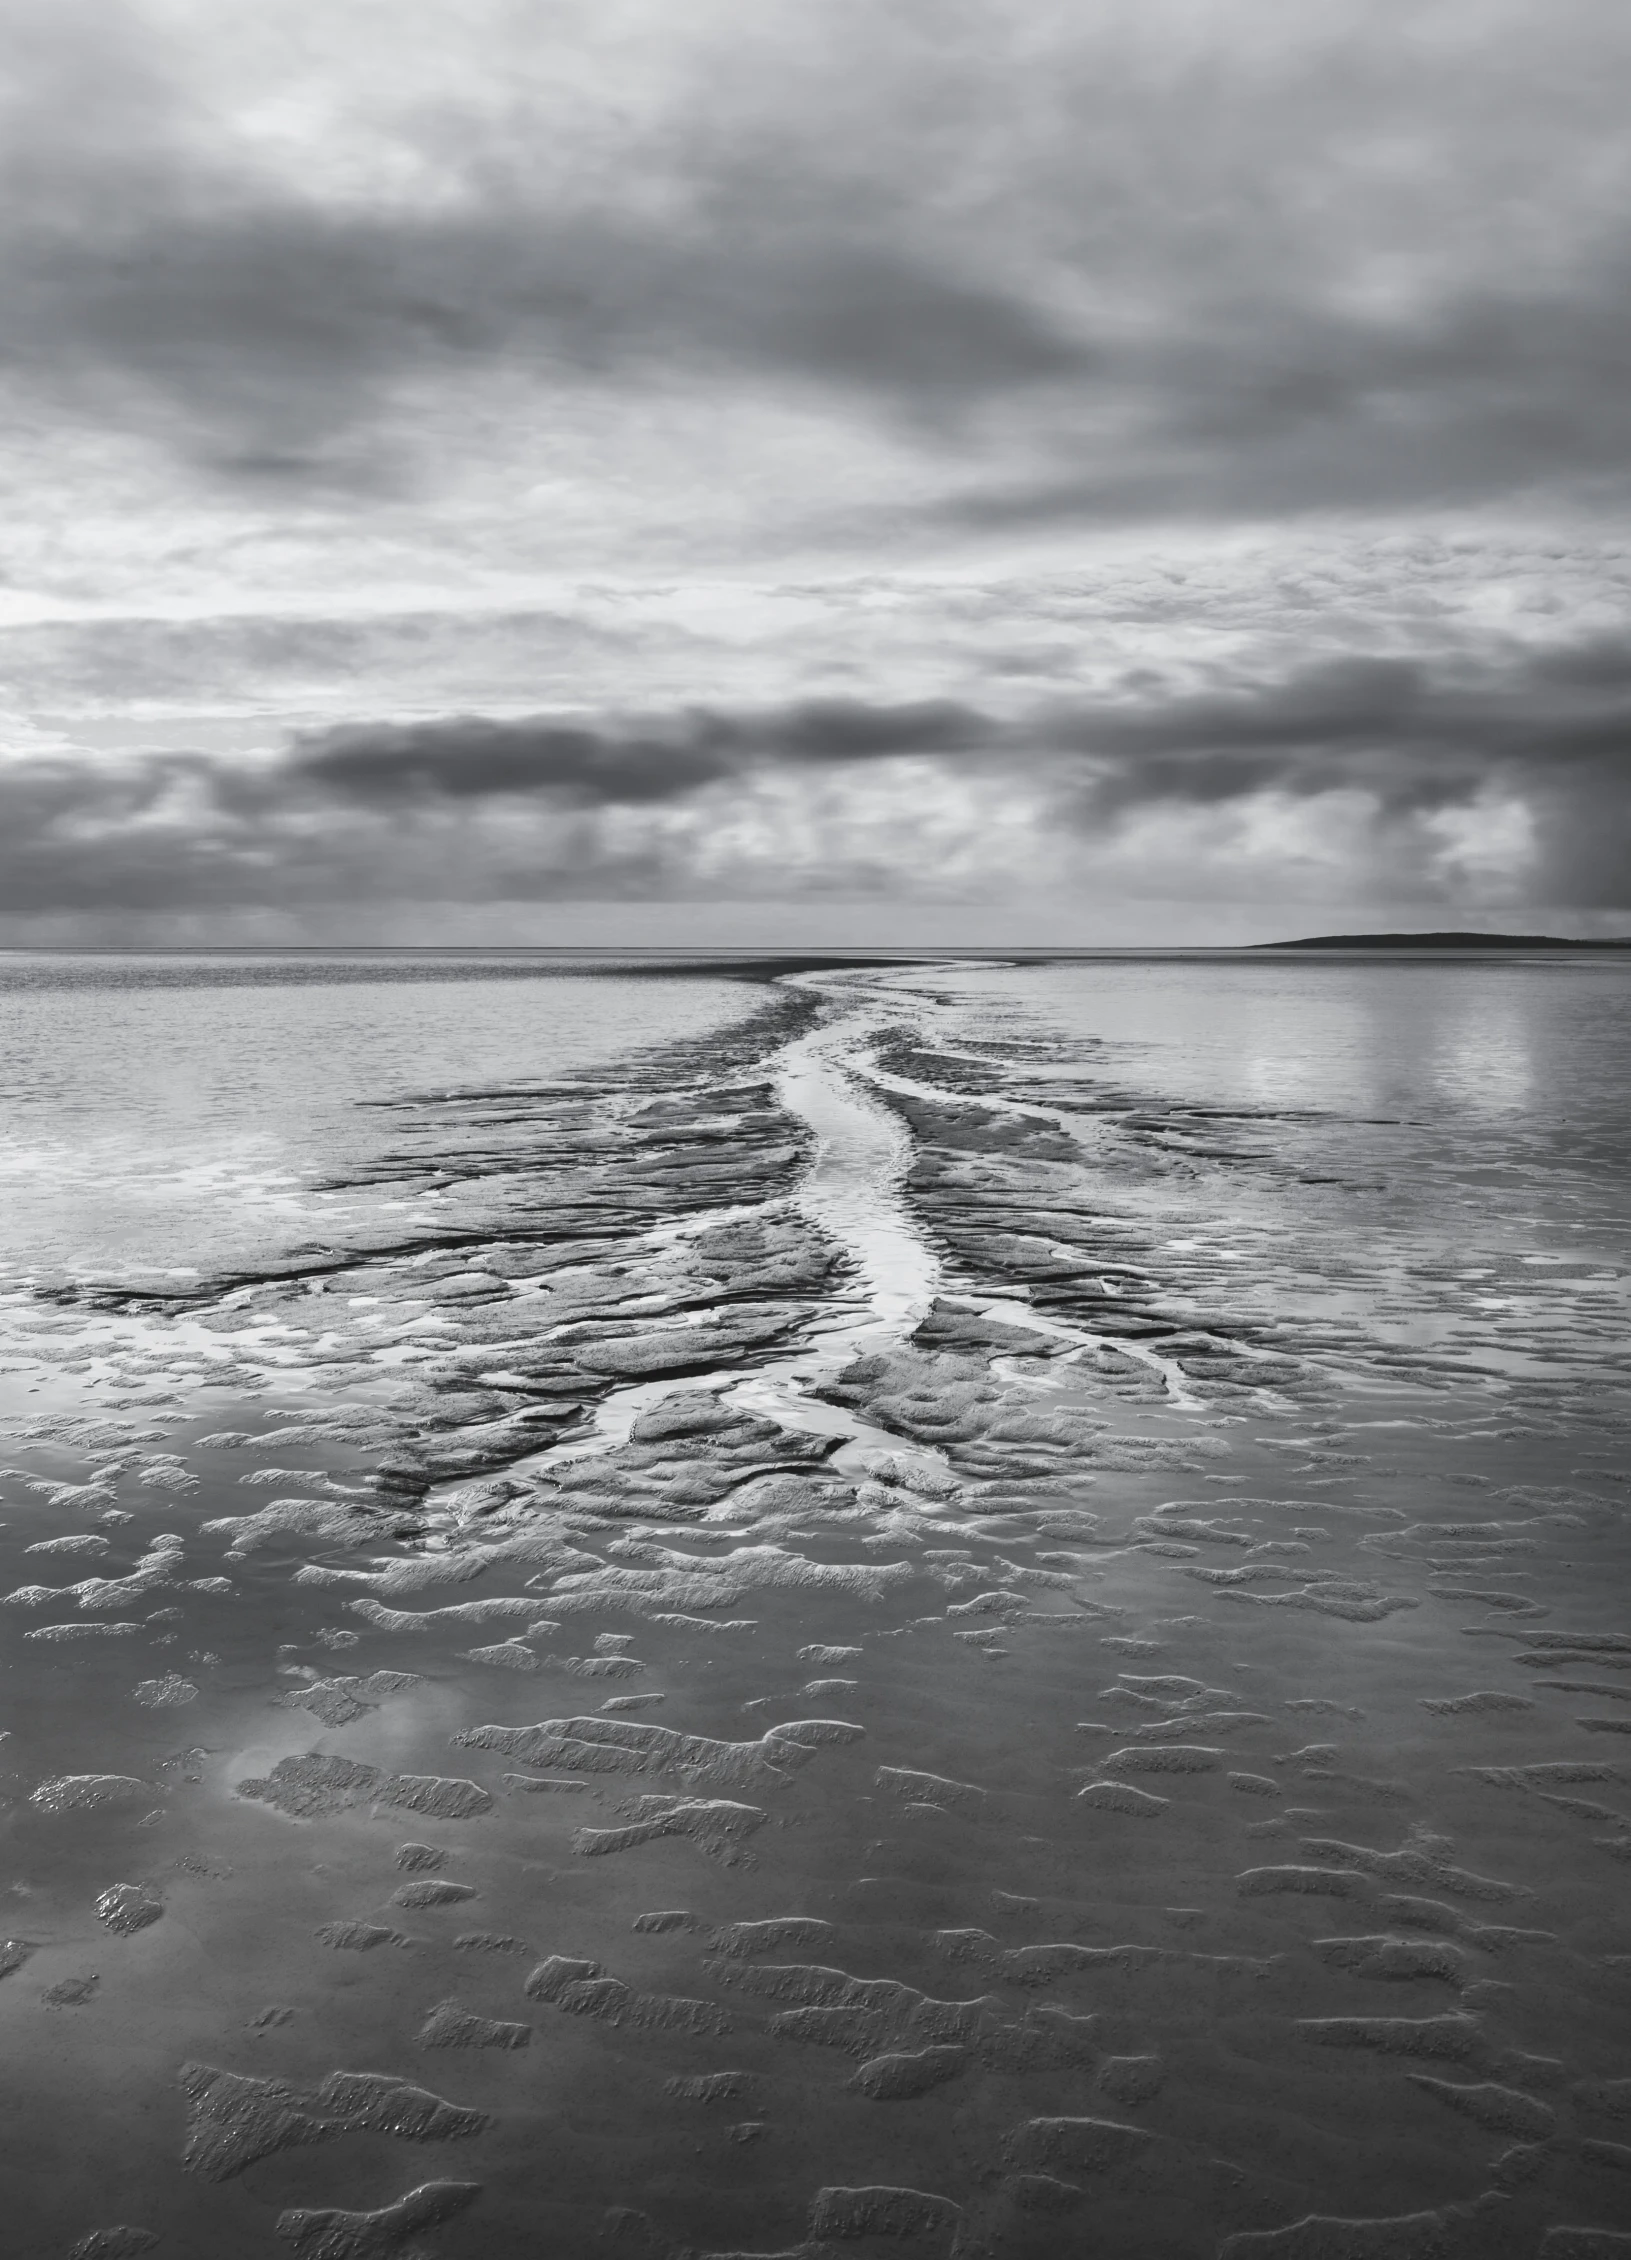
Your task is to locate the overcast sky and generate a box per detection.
[3,0,1628,944]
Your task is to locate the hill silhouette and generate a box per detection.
[1260,930,1630,950]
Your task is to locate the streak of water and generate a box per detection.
[773,1012,940,1345]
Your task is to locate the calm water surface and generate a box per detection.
[0,954,762,1282]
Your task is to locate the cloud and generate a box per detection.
[2,635,1625,925]
[7,210,1088,490]
[0,0,1092,494]
[1043,646,1631,819]
[2,2,1626,943]
[286,715,735,805]
[1040,642,1631,905]
[3,0,1629,520]
[284,699,990,804]
[278,635,1631,833]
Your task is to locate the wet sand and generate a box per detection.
[2,966,1629,2258]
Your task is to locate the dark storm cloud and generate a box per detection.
[11,216,1086,474]
[14,189,1629,517]
[287,716,738,806]
[0,745,673,913]
[284,700,989,802]
[3,201,1088,489]
[1042,646,1631,817]
[4,2,1629,511]
[1,8,1088,488]
[0,696,1000,912]
[943,278,1631,522]
[0,751,237,913]
[1048,639,1631,907]
[3,638,1626,912]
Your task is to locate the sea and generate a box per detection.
[1,947,1627,2260]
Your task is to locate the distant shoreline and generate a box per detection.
[1,934,1627,962]
[1258,930,1631,950]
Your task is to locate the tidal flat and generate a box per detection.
[1,953,1628,2258]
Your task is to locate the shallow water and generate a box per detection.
[0,953,762,1285]
[1,950,1628,2260]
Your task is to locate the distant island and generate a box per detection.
[1260,930,1631,950]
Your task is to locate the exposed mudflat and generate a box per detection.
[1,960,1628,2258]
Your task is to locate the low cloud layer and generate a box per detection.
[4,637,1624,931]
[285,701,988,805]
